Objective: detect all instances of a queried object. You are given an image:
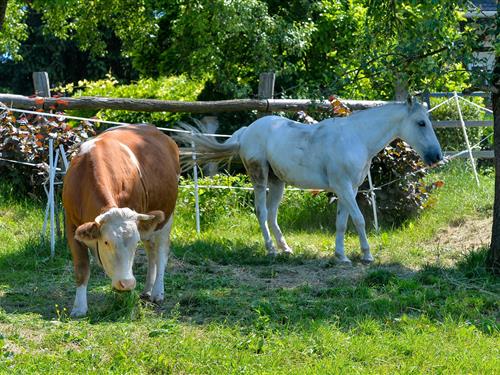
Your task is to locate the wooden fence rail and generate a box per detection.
[0,94,388,113]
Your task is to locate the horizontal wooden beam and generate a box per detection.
[444,150,494,159]
[433,120,493,128]
[0,94,388,113]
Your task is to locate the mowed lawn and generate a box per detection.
[0,161,498,373]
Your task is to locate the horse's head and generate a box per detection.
[399,97,443,166]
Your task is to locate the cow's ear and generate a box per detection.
[137,210,165,234]
[75,222,101,242]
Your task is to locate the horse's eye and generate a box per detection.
[417,120,426,127]
[104,241,109,246]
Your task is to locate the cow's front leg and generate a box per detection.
[67,223,90,317]
[150,215,173,303]
[141,240,157,299]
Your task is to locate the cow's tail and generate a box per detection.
[174,121,247,172]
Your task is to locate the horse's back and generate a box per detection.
[238,116,336,188]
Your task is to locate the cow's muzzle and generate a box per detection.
[113,278,136,291]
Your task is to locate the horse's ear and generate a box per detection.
[406,95,414,107]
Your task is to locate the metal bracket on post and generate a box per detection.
[191,135,201,234]
[453,92,480,186]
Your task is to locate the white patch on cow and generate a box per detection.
[94,207,140,287]
[118,142,142,178]
[71,284,88,318]
[78,138,99,155]
[148,213,173,303]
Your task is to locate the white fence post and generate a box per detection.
[453,92,480,186]
[191,135,201,234]
[48,138,56,257]
[367,170,379,232]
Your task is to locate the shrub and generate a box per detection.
[57,74,206,128]
[0,110,96,198]
[359,140,430,224]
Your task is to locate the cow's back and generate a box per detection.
[63,125,179,229]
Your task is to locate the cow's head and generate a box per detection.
[75,207,164,291]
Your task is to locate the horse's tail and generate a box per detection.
[174,121,246,172]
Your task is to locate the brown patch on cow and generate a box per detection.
[75,222,101,242]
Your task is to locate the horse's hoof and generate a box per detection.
[266,244,278,256]
[361,254,374,264]
[334,253,352,265]
[70,308,87,318]
[282,247,294,255]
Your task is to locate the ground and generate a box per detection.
[0,161,498,373]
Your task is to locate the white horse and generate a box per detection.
[177,98,442,263]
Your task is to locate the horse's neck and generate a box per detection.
[357,107,404,158]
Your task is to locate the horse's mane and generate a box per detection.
[349,102,422,118]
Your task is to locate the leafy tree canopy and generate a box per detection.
[0,0,493,100]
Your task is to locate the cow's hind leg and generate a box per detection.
[149,214,173,303]
[267,174,292,254]
[245,160,277,256]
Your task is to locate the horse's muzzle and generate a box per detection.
[424,150,443,166]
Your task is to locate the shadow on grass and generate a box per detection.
[0,236,498,334]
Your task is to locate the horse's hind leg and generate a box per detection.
[245,160,277,256]
[267,176,292,254]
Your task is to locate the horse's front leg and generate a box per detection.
[335,185,374,264]
[334,201,351,264]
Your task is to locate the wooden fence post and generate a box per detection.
[258,72,275,116]
[32,72,51,97]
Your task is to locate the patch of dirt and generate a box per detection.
[167,257,410,290]
[134,217,492,290]
[434,216,492,251]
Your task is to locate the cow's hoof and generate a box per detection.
[140,291,152,301]
[70,308,87,318]
[150,294,164,304]
[334,253,352,265]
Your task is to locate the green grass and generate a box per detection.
[0,160,499,373]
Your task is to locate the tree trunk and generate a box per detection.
[488,53,500,275]
[0,0,8,30]
[394,73,408,101]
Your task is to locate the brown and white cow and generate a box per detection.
[62,124,179,317]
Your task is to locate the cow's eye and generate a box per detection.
[417,120,426,127]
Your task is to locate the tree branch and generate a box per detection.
[0,0,8,31]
